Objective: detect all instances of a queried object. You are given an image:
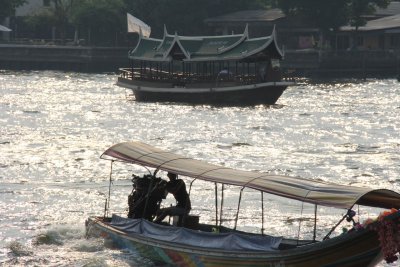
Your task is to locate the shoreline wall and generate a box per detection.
[0,45,399,78]
[0,45,130,72]
[283,50,400,79]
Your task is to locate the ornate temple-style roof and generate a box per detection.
[128,25,283,62]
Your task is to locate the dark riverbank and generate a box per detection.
[283,49,400,79]
[0,44,130,73]
[0,44,399,78]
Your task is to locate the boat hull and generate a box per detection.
[117,77,291,106]
[86,217,383,267]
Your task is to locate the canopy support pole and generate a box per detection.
[241,62,244,82]
[234,187,245,230]
[140,61,143,79]
[254,62,257,81]
[105,160,114,218]
[103,198,108,219]
[235,61,238,79]
[156,62,159,77]
[214,182,218,227]
[313,204,317,242]
[182,62,185,80]
[261,191,264,235]
[296,201,305,245]
[149,62,152,79]
[131,60,134,80]
[219,184,224,228]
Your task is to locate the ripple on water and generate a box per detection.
[7,241,33,257]
[0,72,399,267]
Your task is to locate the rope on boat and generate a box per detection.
[323,208,355,240]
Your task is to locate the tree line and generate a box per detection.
[1,0,395,46]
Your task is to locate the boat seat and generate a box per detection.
[172,214,199,229]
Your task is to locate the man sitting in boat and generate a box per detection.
[128,174,167,220]
[154,172,191,223]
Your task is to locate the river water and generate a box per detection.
[0,71,399,266]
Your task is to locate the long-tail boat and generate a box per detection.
[116,26,293,105]
[86,141,400,266]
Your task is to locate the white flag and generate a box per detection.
[127,13,151,38]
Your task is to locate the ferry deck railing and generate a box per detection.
[119,68,285,86]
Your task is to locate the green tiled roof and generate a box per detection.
[129,38,163,60]
[128,25,283,62]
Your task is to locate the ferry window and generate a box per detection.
[43,0,50,6]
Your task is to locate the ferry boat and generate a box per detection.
[117,26,293,105]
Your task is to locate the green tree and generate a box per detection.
[22,0,126,45]
[0,0,26,21]
[125,0,271,37]
[277,0,392,31]
[349,0,390,30]
[22,0,75,43]
[52,0,75,41]
[22,11,57,39]
[71,0,126,46]
[277,0,349,32]
[277,0,392,49]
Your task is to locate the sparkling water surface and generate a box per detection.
[0,71,399,266]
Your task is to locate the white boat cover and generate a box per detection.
[110,215,282,251]
[102,141,400,210]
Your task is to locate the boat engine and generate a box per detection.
[128,174,167,221]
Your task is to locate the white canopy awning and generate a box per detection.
[101,141,400,210]
[0,24,12,32]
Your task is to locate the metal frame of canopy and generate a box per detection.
[101,141,400,209]
[101,157,287,241]
[99,141,400,242]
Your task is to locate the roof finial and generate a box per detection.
[244,23,249,38]
[272,24,277,38]
[163,24,168,38]
[139,27,143,38]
